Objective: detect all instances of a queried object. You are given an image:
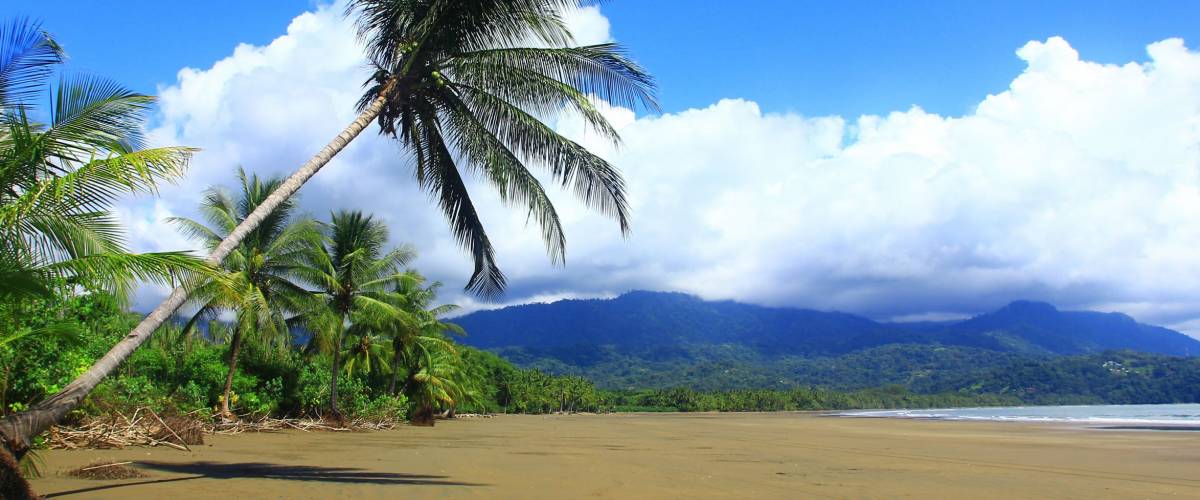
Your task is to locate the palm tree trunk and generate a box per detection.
[329,325,345,420]
[0,89,392,483]
[387,351,401,395]
[220,328,245,420]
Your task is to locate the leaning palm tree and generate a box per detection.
[294,210,412,419]
[0,18,211,496]
[0,0,655,484]
[169,169,319,419]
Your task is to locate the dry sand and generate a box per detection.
[29,412,1200,499]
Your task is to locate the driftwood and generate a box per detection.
[79,461,132,471]
[63,459,147,480]
[206,413,398,435]
[46,408,202,450]
[46,408,401,450]
[148,411,192,452]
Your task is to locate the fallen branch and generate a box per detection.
[79,461,132,472]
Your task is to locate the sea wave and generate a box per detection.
[834,404,1200,427]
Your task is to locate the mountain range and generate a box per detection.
[456,290,1199,357]
[452,291,1200,390]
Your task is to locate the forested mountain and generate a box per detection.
[454,291,1200,390]
[938,300,1199,355]
[457,291,1199,357]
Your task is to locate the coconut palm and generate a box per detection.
[1,1,655,483]
[0,18,212,496]
[294,210,412,418]
[403,344,467,426]
[386,271,463,394]
[0,22,205,305]
[169,169,320,419]
[340,329,392,377]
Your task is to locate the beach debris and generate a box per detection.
[46,408,204,450]
[63,459,147,480]
[149,412,201,449]
[46,407,402,450]
[207,416,396,434]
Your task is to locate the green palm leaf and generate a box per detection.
[0,18,62,108]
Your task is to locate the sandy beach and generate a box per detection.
[29,412,1200,499]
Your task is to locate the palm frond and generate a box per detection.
[0,17,63,108]
[436,88,569,263]
[49,74,156,154]
[452,45,657,112]
[408,106,506,297]
[41,251,217,299]
[450,84,629,234]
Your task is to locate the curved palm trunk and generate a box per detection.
[0,91,390,497]
[220,328,245,420]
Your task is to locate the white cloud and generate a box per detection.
[127,2,1200,338]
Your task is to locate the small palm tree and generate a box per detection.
[386,271,463,394]
[294,210,412,419]
[340,329,392,377]
[169,169,319,419]
[404,345,467,426]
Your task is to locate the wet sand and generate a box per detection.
[30,412,1200,499]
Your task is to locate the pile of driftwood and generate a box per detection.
[207,415,398,434]
[63,459,148,480]
[46,408,204,451]
[46,408,403,450]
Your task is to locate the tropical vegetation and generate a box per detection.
[6,3,1195,500]
[169,168,319,419]
[0,16,218,497]
[0,1,657,494]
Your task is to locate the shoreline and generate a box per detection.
[29,411,1200,499]
[831,403,1200,431]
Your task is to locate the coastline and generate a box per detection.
[832,403,1200,431]
[29,411,1200,499]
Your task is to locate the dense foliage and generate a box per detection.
[603,386,1022,413]
[497,343,1031,391]
[499,340,1200,406]
[919,350,1200,405]
[5,295,1198,422]
[0,290,610,420]
[598,350,1200,411]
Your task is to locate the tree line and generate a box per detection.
[0,290,611,421]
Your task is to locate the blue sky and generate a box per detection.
[11,1,1200,117]
[11,1,1200,334]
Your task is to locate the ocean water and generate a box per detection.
[836,403,1200,428]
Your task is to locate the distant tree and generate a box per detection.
[293,210,411,419]
[340,330,392,377]
[386,272,463,394]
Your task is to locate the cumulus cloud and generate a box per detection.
[126,2,1200,337]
